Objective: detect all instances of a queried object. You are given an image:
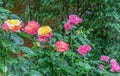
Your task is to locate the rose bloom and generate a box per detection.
[64,23,72,31]
[99,64,104,70]
[110,59,120,72]
[2,19,23,32]
[68,14,82,25]
[77,44,92,56]
[38,26,52,42]
[100,55,109,62]
[83,44,92,52]
[55,40,69,52]
[23,21,40,35]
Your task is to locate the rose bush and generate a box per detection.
[0,12,94,76]
[0,1,120,75]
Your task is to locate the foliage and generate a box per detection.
[0,0,120,76]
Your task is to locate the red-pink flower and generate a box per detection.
[100,56,109,62]
[23,21,40,35]
[64,23,72,31]
[110,59,120,72]
[2,19,23,32]
[55,40,69,52]
[77,44,92,56]
[68,14,82,25]
[99,64,104,70]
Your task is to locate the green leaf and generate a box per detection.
[38,58,46,64]
[53,32,63,40]
[49,37,56,46]
[11,34,24,46]
[0,13,7,19]
[63,36,69,42]
[0,7,11,13]
[42,68,49,74]
[30,70,43,76]
[21,46,35,57]
[1,66,7,73]
[2,38,11,47]
[66,50,74,57]
[78,35,87,44]
[9,44,21,53]
[84,63,92,71]
[19,32,32,39]
[10,14,22,21]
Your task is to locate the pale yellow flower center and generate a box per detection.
[6,19,20,26]
[38,26,52,35]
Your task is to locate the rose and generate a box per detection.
[23,21,40,35]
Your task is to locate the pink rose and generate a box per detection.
[78,49,87,56]
[77,44,92,56]
[64,23,72,31]
[84,44,92,52]
[55,40,69,52]
[99,64,104,70]
[37,26,52,42]
[2,19,23,32]
[38,32,52,42]
[68,14,82,25]
[23,21,40,35]
[110,59,120,72]
[100,56,109,62]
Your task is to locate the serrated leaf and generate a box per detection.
[21,46,35,57]
[9,44,21,53]
[11,34,24,45]
[10,14,22,21]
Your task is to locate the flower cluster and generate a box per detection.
[2,20,52,42]
[2,14,91,55]
[77,44,92,56]
[64,14,82,31]
[99,55,120,72]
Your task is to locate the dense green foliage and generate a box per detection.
[0,0,120,76]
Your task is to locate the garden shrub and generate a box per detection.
[0,0,120,76]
